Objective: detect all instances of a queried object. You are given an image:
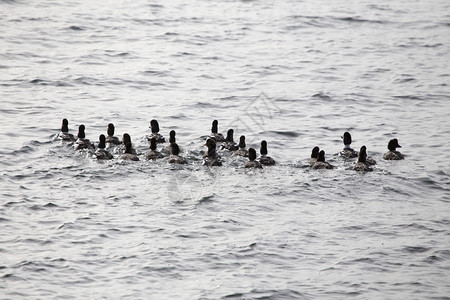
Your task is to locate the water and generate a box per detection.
[1,0,450,299]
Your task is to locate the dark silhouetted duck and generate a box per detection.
[234,135,248,157]
[168,142,187,164]
[309,146,320,165]
[209,120,225,142]
[383,139,404,160]
[94,134,113,160]
[57,118,76,142]
[353,146,373,172]
[339,132,358,158]
[120,142,139,161]
[106,123,121,145]
[119,133,137,155]
[74,125,94,151]
[203,138,222,166]
[312,150,334,169]
[221,129,238,151]
[258,140,276,166]
[147,119,165,143]
[164,130,181,155]
[145,137,164,160]
[244,148,262,169]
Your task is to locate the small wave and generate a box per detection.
[336,16,388,24]
[272,131,300,137]
[223,289,307,300]
[403,246,430,253]
[312,92,332,100]
[29,78,72,87]
[68,25,84,31]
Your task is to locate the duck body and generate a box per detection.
[168,155,187,164]
[383,151,404,160]
[340,147,358,159]
[146,150,164,160]
[258,155,275,166]
[58,132,76,142]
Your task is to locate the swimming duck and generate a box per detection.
[147,119,165,143]
[120,142,139,161]
[221,129,238,151]
[209,120,225,142]
[312,150,334,169]
[119,133,137,155]
[168,142,187,164]
[244,148,262,169]
[309,146,320,165]
[105,123,121,145]
[258,140,276,166]
[353,146,373,172]
[94,134,113,160]
[203,138,222,166]
[164,130,179,154]
[145,137,164,160]
[339,132,358,158]
[57,118,76,142]
[234,135,248,157]
[383,139,404,160]
[74,125,94,151]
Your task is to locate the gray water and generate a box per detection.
[1,0,450,299]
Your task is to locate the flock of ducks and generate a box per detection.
[308,131,404,172]
[56,118,404,171]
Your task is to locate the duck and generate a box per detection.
[105,123,121,145]
[234,135,248,157]
[244,148,262,169]
[209,119,225,142]
[339,132,358,158]
[221,129,238,151]
[94,134,113,160]
[312,150,334,169]
[203,138,222,166]
[147,119,165,143]
[258,140,276,166]
[74,124,94,151]
[120,142,139,161]
[383,138,404,160]
[353,146,373,172]
[164,130,180,155]
[168,142,187,164]
[118,133,137,155]
[145,137,164,160]
[57,118,76,142]
[309,146,320,165]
